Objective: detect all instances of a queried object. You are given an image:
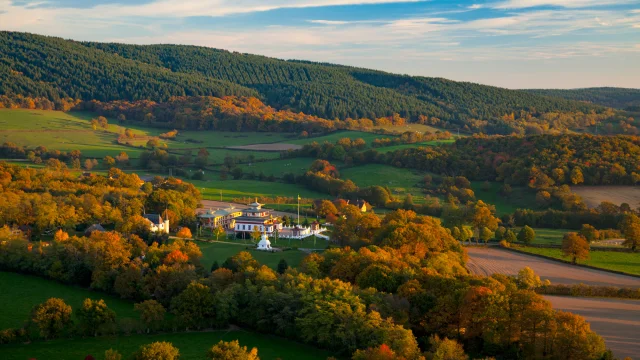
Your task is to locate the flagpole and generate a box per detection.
[298,195,302,226]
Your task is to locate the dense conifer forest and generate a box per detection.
[2,31,622,134]
[527,88,640,111]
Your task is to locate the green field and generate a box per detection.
[518,247,640,275]
[196,241,313,270]
[341,164,427,203]
[374,139,455,153]
[527,228,573,245]
[284,130,394,145]
[371,123,450,134]
[1,328,334,360]
[172,131,293,148]
[190,179,329,201]
[0,271,138,329]
[471,181,538,216]
[233,157,317,177]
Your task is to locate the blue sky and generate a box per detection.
[1,0,639,88]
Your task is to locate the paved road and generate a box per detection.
[465,246,640,288]
[546,296,640,359]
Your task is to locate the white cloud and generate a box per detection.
[308,20,350,25]
[468,4,483,10]
[493,0,638,9]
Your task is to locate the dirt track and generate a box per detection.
[546,296,640,359]
[572,185,640,208]
[465,247,640,288]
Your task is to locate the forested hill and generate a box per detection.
[526,88,640,111]
[0,31,612,132]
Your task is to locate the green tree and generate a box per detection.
[425,335,468,360]
[315,200,338,218]
[30,298,73,339]
[579,224,600,243]
[479,227,493,244]
[403,193,414,209]
[135,342,180,360]
[170,281,215,329]
[516,267,542,290]
[207,340,259,360]
[517,226,536,245]
[562,232,590,264]
[277,259,288,274]
[77,298,116,336]
[105,349,122,360]
[134,300,166,333]
[504,229,517,243]
[231,167,244,180]
[213,227,226,242]
[211,261,220,273]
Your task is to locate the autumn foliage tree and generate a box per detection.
[562,232,590,264]
[176,227,192,239]
[30,298,73,339]
[207,340,259,360]
[134,342,180,360]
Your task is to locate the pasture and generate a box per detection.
[239,157,318,177]
[341,164,426,202]
[1,329,334,360]
[284,130,394,145]
[373,139,454,153]
[517,247,640,276]
[571,186,640,209]
[0,271,137,329]
[471,181,537,216]
[189,179,329,202]
[196,241,313,270]
[465,247,640,287]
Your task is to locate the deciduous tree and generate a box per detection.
[562,232,590,264]
[134,342,180,360]
[207,340,259,360]
[30,298,73,339]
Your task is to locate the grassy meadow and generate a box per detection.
[190,179,329,202]
[518,247,640,275]
[0,271,138,329]
[284,130,394,145]
[471,181,537,216]
[341,164,428,203]
[1,329,335,360]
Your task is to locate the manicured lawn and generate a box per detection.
[1,329,335,360]
[195,241,311,270]
[0,271,138,329]
[518,247,640,275]
[189,179,330,201]
[470,181,538,216]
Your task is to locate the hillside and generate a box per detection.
[526,88,640,111]
[0,31,612,135]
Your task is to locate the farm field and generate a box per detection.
[341,164,426,201]
[172,131,293,148]
[0,271,138,329]
[513,228,572,245]
[283,130,394,145]
[546,295,640,359]
[371,123,448,134]
[373,140,454,153]
[190,179,330,202]
[470,181,537,216]
[1,329,334,360]
[0,109,150,158]
[571,186,640,209]
[196,241,312,270]
[517,247,640,275]
[465,247,640,287]
[236,157,317,177]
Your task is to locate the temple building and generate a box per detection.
[257,231,272,251]
[197,207,242,229]
[234,201,282,235]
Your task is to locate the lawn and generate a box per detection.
[189,179,330,201]
[195,241,311,270]
[517,247,640,275]
[1,329,335,360]
[528,228,572,245]
[470,181,538,216]
[0,271,138,329]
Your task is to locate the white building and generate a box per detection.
[143,214,170,234]
[234,201,282,235]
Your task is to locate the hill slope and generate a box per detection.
[526,88,640,111]
[0,31,610,132]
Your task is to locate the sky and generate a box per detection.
[1,0,639,89]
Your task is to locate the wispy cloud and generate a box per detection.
[493,0,639,9]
